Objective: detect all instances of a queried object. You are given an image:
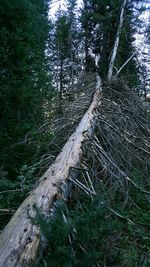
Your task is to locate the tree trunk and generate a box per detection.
[59,58,63,113]
[0,79,101,267]
[71,43,74,90]
[70,25,74,91]
[107,0,127,80]
[56,47,59,93]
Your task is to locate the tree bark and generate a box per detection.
[107,0,127,80]
[0,79,101,267]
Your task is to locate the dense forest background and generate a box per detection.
[0,0,150,266]
[0,0,53,223]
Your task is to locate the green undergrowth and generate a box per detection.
[0,128,55,229]
[36,173,150,267]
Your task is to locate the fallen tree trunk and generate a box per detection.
[0,82,101,267]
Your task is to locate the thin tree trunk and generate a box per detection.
[107,0,127,80]
[0,78,101,267]
[59,58,63,112]
[114,50,137,78]
[85,31,89,72]
[56,47,59,93]
[71,44,74,90]
[70,25,74,91]
[84,0,89,72]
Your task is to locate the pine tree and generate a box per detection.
[0,0,52,226]
[80,0,124,77]
[53,11,70,108]
[67,0,78,90]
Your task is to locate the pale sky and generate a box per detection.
[134,2,150,92]
[49,0,83,19]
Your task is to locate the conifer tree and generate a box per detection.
[0,0,51,219]
[67,0,78,89]
[80,0,124,77]
[53,11,70,107]
[52,1,79,109]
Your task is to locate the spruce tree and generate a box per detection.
[0,0,52,227]
[53,11,70,108]
[80,0,123,77]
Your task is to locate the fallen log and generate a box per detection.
[0,82,101,267]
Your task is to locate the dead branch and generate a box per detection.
[0,74,101,267]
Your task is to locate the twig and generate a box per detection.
[0,189,25,195]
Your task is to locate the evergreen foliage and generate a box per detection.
[37,183,150,267]
[80,0,123,76]
[54,11,71,99]
[115,5,138,86]
[51,0,80,104]
[0,0,53,227]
